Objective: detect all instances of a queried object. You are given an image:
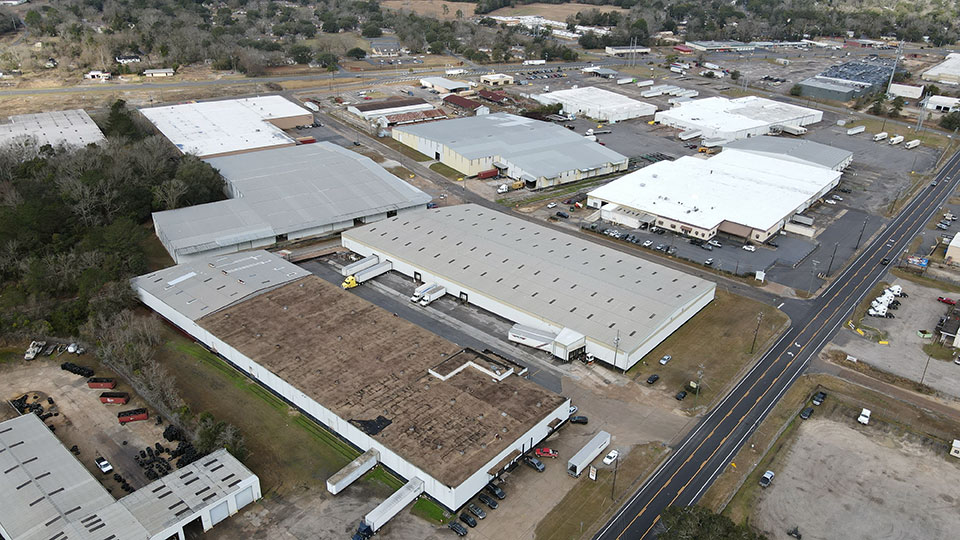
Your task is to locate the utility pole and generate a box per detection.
[750,312,764,353]
[611,452,619,499]
[855,217,869,249]
[885,41,904,95]
[920,353,932,385]
[825,242,839,276]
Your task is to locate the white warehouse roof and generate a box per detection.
[341,205,715,358]
[588,150,841,233]
[532,86,657,122]
[393,113,627,180]
[139,96,311,158]
[654,96,822,140]
[723,136,853,170]
[0,109,106,148]
[152,142,430,262]
[923,53,960,84]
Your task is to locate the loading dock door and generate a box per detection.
[236,485,255,509]
[460,292,468,303]
[210,501,230,525]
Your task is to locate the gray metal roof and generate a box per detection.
[131,251,310,321]
[0,109,106,148]
[393,113,627,180]
[153,142,429,256]
[342,205,715,353]
[723,136,853,170]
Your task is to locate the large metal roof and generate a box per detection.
[393,113,627,179]
[723,136,853,170]
[0,109,106,148]
[655,96,822,138]
[131,251,310,321]
[342,205,714,354]
[152,142,430,257]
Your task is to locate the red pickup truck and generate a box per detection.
[534,447,559,459]
[938,297,956,305]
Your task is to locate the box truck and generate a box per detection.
[905,139,920,149]
[419,285,446,306]
[889,135,904,145]
[873,132,888,142]
[410,282,437,302]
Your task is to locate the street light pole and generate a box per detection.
[825,242,839,276]
[855,217,869,250]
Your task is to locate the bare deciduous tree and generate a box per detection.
[153,178,188,210]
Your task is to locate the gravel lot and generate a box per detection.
[752,418,960,540]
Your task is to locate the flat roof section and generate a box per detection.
[198,275,566,487]
[588,149,841,232]
[924,53,960,81]
[131,251,310,321]
[352,97,430,113]
[532,87,657,120]
[393,113,627,179]
[139,96,310,158]
[655,96,822,137]
[342,205,713,355]
[723,136,853,170]
[0,109,106,148]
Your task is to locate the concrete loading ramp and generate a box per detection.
[327,448,380,495]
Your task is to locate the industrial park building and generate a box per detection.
[723,136,853,171]
[347,97,435,121]
[152,142,429,263]
[923,53,960,85]
[133,251,569,512]
[139,96,314,158]
[391,113,628,189]
[532,87,657,122]
[420,77,470,93]
[0,109,106,148]
[654,96,822,141]
[587,149,842,242]
[798,59,896,101]
[0,414,259,540]
[341,205,715,370]
[685,40,755,52]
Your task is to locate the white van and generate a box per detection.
[873,132,888,142]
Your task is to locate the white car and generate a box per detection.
[742,245,756,252]
[858,408,871,425]
[602,449,620,465]
[659,355,672,365]
[642,240,654,247]
[95,457,113,474]
[759,470,775,488]
[547,202,557,209]
[569,405,578,415]
[831,195,843,201]
[707,239,722,248]
[825,199,837,205]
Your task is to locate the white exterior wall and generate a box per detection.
[342,236,715,371]
[135,288,569,511]
[144,475,261,540]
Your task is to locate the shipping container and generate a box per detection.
[296,136,316,144]
[117,408,148,424]
[303,101,320,112]
[616,78,635,85]
[846,125,866,135]
[100,392,130,405]
[636,79,654,88]
[523,59,546,65]
[477,168,499,179]
[87,377,116,389]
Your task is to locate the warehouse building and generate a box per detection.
[391,113,628,189]
[685,40,755,52]
[923,53,960,85]
[0,109,106,148]
[480,73,514,86]
[587,150,842,242]
[133,250,569,512]
[605,45,651,56]
[347,97,435,121]
[654,96,822,141]
[723,136,853,171]
[152,142,429,263]
[442,94,490,115]
[139,96,313,158]
[341,205,715,370]
[798,59,895,101]
[0,413,259,540]
[420,77,470,93]
[532,87,657,122]
[888,83,924,100]
[581,67,619,79]
[926,95,960,113]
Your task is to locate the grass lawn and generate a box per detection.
[381,137,433,162]
[534,442,666,540]
[626,290,789,412]
[0,347,19,364]
[411,497,452,525]
[157,327,400,499]
[922,341,955,361]
[141,225,174,272]
[429,162,462,180]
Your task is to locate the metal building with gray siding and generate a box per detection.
[341,205,716,370]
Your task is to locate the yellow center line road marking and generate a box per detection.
[613,158,960,540]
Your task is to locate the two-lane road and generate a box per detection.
[597,149,960,539]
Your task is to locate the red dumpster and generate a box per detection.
[100,392,130,405]
[87,377,116,389]
[117,408,148,424]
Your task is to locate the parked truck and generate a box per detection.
[873,132,888,142]
[418,285,446,306]
[303,101,320,112]
[568,430,611,477]
[905,139,921,149]
[410,282,437,303]
[889,135,905,145]
[342,261,392,289]
[523,59,546,65]
[341,255,379,277]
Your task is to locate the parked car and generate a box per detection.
[547,202,557,209]
[524,456,546,472]
[449,522,468,536]
[646,374,660,384]
[642,240,654,247]
[800,407,814,420]
[938,223,949,230]
[766,240,779,248]
[831,195,843,201]
[486,483,506,500]
[602,449,620,465]
[858,408,871,425]
[535,447,559,459]
[659,355,672,365]
[880,258,890,265]
[426,202,438,209]
[838,187,852,193]
[759,470,775,488]
[569,415,589,425]
[460,513,477,528]
[478,493,499,509]
[939,297,957,305]
[704,258,714,266]
[655,243,666,251]
[701,243,713,251]
[556,211,569,219]
[825,199,837,205]
[675,390,687,401]
[468,503,486,520]
[95,457,113,474]
[812,391,826,406]
[707,239,722,248]
[569,405,579,414]
[742,244,756,252]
